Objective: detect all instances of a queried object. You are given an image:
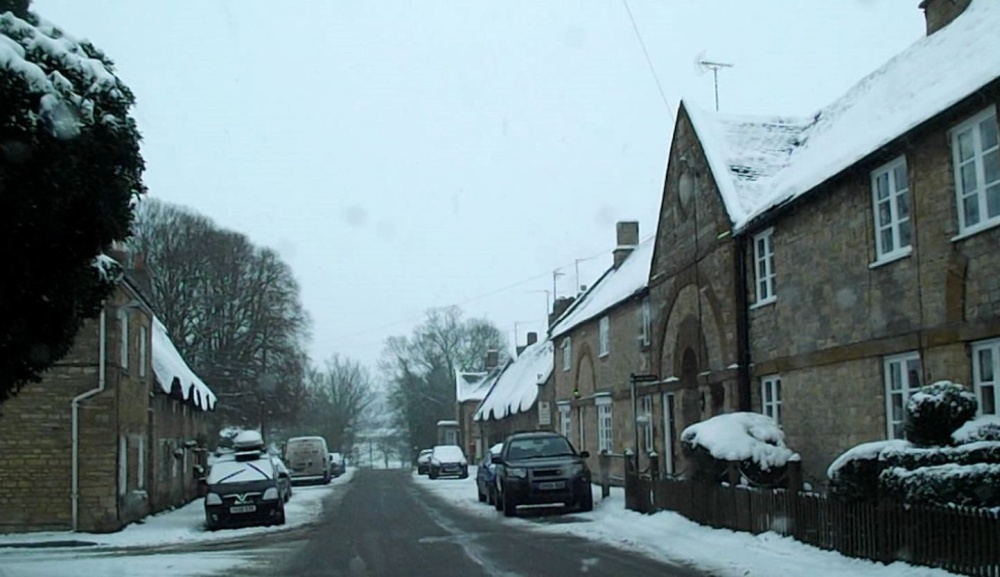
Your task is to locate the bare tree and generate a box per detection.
[293,355,377,452]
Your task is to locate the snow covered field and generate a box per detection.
[412,469,959,577]
[0,469,355,577]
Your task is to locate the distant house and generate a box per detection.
[550,222,655,481]
[0,273,216,533]
[454,353,501,460]
[473,333,555,452]
[649,0,1000,486]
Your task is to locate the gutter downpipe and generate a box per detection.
[734,233,752,411]
[72,306,107,532]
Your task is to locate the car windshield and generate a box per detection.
[505,437,575,460]
[207,458,274,484]
[432,446,465,461]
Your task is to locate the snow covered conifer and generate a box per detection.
[0,1,145,403]
[904,381,977,447]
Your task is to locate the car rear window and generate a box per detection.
[432,445,465,461]
[506,436,573,460]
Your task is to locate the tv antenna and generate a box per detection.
[696,51,734,112]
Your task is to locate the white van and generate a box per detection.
[283,436,331,484]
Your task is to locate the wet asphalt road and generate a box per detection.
[257,468,707,577]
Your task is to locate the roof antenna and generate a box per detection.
[696,51,734,112]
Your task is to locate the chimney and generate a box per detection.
[485,349,499,371]
[919,0,971,35]
[128,252,154,298]
[526,332,538,346]
[548,296,576,327]
[613,221,640,268]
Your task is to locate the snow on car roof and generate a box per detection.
[686,0,1000,232]
[473,339,553,421]
[432,445,465,461]
[152,317,217,411]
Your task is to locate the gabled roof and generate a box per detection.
[152,318,217,411]
[686,0,1000,232]
[455,370,495,403]
[474,340,554,422]
[549,238,653,338]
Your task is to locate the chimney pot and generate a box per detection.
[548,296,576,327]
[919,0,971,35]
[526,332,538,346]
[485,349,499,371]
[613,221,639,268]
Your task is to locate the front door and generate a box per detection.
[662,392,676,476]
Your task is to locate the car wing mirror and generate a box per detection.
[491,456,504,465]
[579,450,590,459]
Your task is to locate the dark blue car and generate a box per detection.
[476,443,503,505]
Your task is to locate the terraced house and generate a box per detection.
[0,270,216,533]
[649,0,1000,486]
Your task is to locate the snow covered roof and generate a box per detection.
[474,340,554,422]
[455,370,495,403]
[681,412,799,471]
[549,238,653,338]
[152,318,217,411]
[686,0,1000,232]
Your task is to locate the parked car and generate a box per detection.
[284,436,332,484]
[492,431,592,517]
[428,445,468,479]
[328,452,346,477]
[204,431,285,530]
[416,448,433,475]
[476,443,503,505]
[271,456,293,503]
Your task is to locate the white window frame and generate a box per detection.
[973,338,1000,416]
[119,310,129,370]
[597,399,613,453]
[870,156,913,264]
[760,374,782,424]
[883,352,923,440]
[952,106,1000,238]
[561,338,572,372]
[598,316,610,358]
[558,403,572,439]
[639,395,654,453]
[138,327,147,378]
[638,299,651,347]
[135,435,145,490]
[752,228,776,306]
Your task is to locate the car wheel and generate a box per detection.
[502,489,517,517]
[477,485,486,502]
[579,490,594,512]
[487,486,495,506]
[493,487,503,511]
[429,469,438,480]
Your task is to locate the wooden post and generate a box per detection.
[649,452,660,511]
[727,461,741,486]
[600,449,611,499]
[787,459,802,492]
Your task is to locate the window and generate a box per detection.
[952,106,1000,235]
[871,156,912,262]
[559,404,572,439]
[135,435,145,490]
[753,228,776,305]
[884,352,923,439]
[761,374,782,424]
[638,299,651,347]
[119,310,129,370]
[597,397,613,453]
[561,338,572,372]
[639,395,653,453]
[599,316,610,357]
[973,339,1000,416]
[138,327,147,378]
[118,435,128,495]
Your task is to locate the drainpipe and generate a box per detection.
[734,235,752,411]
[72,306,107,532]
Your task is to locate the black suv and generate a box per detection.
[492,431,592,517]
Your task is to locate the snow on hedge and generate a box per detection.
[681,412,799,471]
[826,439,911,480]
[0,11,128,134]
[880,462,1000,508]
[152,317,217,411]
[953,415,1000,444]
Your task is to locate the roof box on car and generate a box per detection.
[232,430,265,450]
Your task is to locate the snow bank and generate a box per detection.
[953,415,1000,444]
[681,412,798,470]
[474,339,553,421]
[152,318,217,411]
[827,439,911,480]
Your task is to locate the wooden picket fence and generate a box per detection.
[627,475,1000,576]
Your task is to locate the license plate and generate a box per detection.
[230,505,256,514]
[538,481,565,490]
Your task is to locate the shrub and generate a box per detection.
[827,440,910,502]
[879,463,1000,508]
[904,381,977,447]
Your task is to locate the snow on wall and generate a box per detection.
[152,317,217,411]
[686,0,1000,232]
[473,340,554,422]
[681,412,799,471]
[549,238,653,338]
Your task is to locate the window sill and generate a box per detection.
[952,219,1000,243]
[869,246,913,269]
[750,297,776,311]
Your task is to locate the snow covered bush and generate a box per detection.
[952,415,1000,444]
[879,463,1000,508]
[681,412,799,487]
[904,381,977,447]
[827,440,910,502]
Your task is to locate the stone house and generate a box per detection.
[650,0,1000,486]
[473,333,555,455]
[550,222,655,481]
[0,276,216,533]
[454,352,500,460]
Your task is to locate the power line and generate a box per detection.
[622,0,673,117]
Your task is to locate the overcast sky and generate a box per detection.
[36,0,925,370]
